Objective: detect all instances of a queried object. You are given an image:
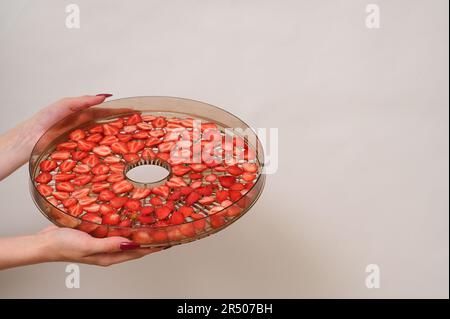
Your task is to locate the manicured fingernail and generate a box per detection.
[96,93,113,98]
[120,242,140,250]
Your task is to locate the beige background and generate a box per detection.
[0,0,448,298]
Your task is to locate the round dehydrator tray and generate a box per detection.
[29,96,265,247]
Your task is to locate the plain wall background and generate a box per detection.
[0,0,448,298]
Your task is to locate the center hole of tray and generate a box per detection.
[125,159,171,188]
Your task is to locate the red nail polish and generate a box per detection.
[96,93,113,98]
[120,242,140,250]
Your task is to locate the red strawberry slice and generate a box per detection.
[179,223,196,237]
[137,122,152,130]
[93,145,112,156]
[72,188,90,199]
[71,151,88,161]
[190,163,207,172]
[141,149,156,160]
[59,160,76,172]
[191,213,206,230]
[229,190,242,201]
[178,206,194,217]
[92,174,108,182]
[149,129,165,138]
[81,154,100,167]
[157,152,170,162]
[72,174,92,186]
[53,191,69,200]
[103,155,121,164]
[103,213,120,225]
[99,204,114,215]
[152,117,167,128]
[69,129,85,141]
[145,137,162,147]
[110,196,128,208]
[112,180,134,194]
[103,123,119,136]
[180,118,194,128]
[152,185,169,198]
[50,151,71,161]
[172,165,191,176]
[132,131,148,139]
[168,190,182,201]
[189,173,203,180]
[127,140,145,153]
[35,172,52,184]
[84,204,100,213]
[169,211,184,225]
[142,115,156,122]
[230,183,245,191]
[155,206,171,219]
[89,125,103,134]
[37,184,53,196]
[73,164,91,174]
[125,199,141,211]
[56,182,75,192]
[54,173,75,182]
[39,160,57,172]
[227,165,243,176]
[78,196,98,206]
[205,174,217,182]
[123,125,137,133]
[215,190,229,203]
[108,163,124,174]
[158,141,175,153]
[68,203,83,217]
[131,188,151,200]
[242,162,258,173]
[62,197,77,208]
[210,214,225,228]
[138,215,155,224]
[86,133,104,143]
[140,206,154,215]
[242,172,256,182]
[77,140,96,152]
[166,177,187,188]
[123,153,140,163]
[98,189,115,201]
[117,133,133,143]
[91,164,110,175]
[57,141,78,150]
[80,213,102,233]
[99,135,118,145]
[199,196,215,205]
[111,142,129,154]
[200,122,218,132]
[109,118,124,129]
[150,197,163,206]
[186,191,201,206]
[91,182,110,193]
[196,185,213,196]
[219,176,236,188]
[126,113,142,125]
[107,173,125,183]
[190,180,203,189]
[180,187,193,196]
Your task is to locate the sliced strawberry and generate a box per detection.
[230,183,245,191]
[145,137,162,147]
[103,213,120,225]
[168,190,182,201]
[81,154,100,167]
[210,214,225,228]
[123,153,140,163]
[99,135,118,145]
[72,188,90,199]
[138,215,155,224]
[189,173,203,180]
[50,151,71,161]
[127,140,145,153]
[35,172,52,184]
[150,197,163,206]
[123,125,137,133]
[72,174,92,186]
[107,173,125,183]
[93,145,112,156]
[205,174,217,182]
[112,180,134,194]
[54,173,75,182]
[91,182,110,193]
[78,196,98,206]
[229,190,242,201]
[77,140,96,152]
[137,122,152,130]
[103,155,121,164]
[242,162,258,173]
[126,113,142,125]
[142,115,156,122]
[98,189,116,201]
[57,141,78,150]
[219,176,236,188]
[68,203,83,217]
[199,196,214,205]
[242,172,256,182]
[69,129,85,141]
[37,184,53,196]
[73,164,91,174]
[179,206,194,217]
[111,142,129,154]
[103,123,119,136]
[227,165,243,176]
[92,174,108,183]
[180,118,194,128]
[79,213,102,233]
[169,211,184,225]
[91,164,110,175]
[110,196,128,208]
[99,204,114,215]
[157,152,170,161]
[179,223,196,237]
[158,141,175,153]
[172,165,191,176]
[190,180,203,189]
[155,206,171,219]
[53,191,69,200]
[89,125,103,134]
[186,191,201,206]
[141,148,156,160]
[56,182,75,192]
[149,129,165,138]
[71,151,88,161]
[166,177,187,188]
[125,199,141,211]
[117,133,133,143]
[84,204,100,213]
[152,185,169,198]
[215,190,229,203]
[132,131,148,139]
[191,213,206,230]
[39,160,57,172]
[190,163,207,172]
[196,185,213,196]
[131,188,152,200]
[152,117,167,128]
[140,206,154,215]
[59,160,76,172]
[109,118,124,129]
[180,186,193,196]
[86,133,104,143]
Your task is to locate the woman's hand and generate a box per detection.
[0,94,111,180]
[0,226,162,270]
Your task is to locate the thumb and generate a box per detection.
[51,94,112,113]
[87,236,132,254]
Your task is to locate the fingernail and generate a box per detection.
[120,242,140,250]
[96,93,113,98]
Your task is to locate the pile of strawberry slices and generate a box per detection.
[33,113,260,238]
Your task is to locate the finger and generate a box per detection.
[85,236,133,255]
[52,95,110,113]
[82,248,163,267]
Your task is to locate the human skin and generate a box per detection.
[0,95,162,270]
